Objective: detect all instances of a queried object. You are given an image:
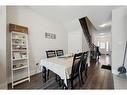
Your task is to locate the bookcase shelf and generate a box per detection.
[12,50,27,52]
[12,44,26,46]
[13,77,30,86]
[13,65,28,71]
[10,24,30,88]
[12,37,25,40]
[12,58,28,61]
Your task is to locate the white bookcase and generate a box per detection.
[11,31,30,88]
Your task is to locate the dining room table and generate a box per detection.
[39,54,74,88]
[39,52,90,88]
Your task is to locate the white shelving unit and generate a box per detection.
[11,31,30,88]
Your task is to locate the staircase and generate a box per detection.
[79,17,92,47]
[79,17,101,61]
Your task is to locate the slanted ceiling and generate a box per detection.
[27,6,120,32]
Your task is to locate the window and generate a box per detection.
[106,41,109,51]
[97,41,100,47]
[100,42,105,49]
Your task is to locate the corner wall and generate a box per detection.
[6,6,68,83]
[0,6,7,89]
[112,7,127,75]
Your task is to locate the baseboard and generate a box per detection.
[0,82,7,89]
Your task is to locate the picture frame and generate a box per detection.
[45,32,56,39]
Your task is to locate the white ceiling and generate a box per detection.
[28,6,120,31]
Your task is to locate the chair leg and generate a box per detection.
[56,75,62,87]
[85,64,88,80]
[80,72,84,84]
[78,74,82,86]
[62,82,64,89]
[59,78,62,87]
[71,80,74,89]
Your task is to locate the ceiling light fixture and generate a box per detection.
[99,22,111,28]
[99,24,107,27]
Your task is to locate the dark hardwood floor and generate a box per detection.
[8,55,114,89]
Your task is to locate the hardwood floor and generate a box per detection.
[8,55,114,89]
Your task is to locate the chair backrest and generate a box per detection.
[80,52,88,72]
[46,50,56,58]
[56,50,64,56]
[71,52,83,78]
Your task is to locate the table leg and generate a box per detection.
[47,69,49,80]
[42,66,47,82]
[56,75,62,86]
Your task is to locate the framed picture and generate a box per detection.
[45,32,56,39]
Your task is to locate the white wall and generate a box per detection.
[64,18,90,53]
[6,6,68,82]
[68,30,82,53]
[112,7,127,75]
[65,19,82,53]
[0,6,7,89]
